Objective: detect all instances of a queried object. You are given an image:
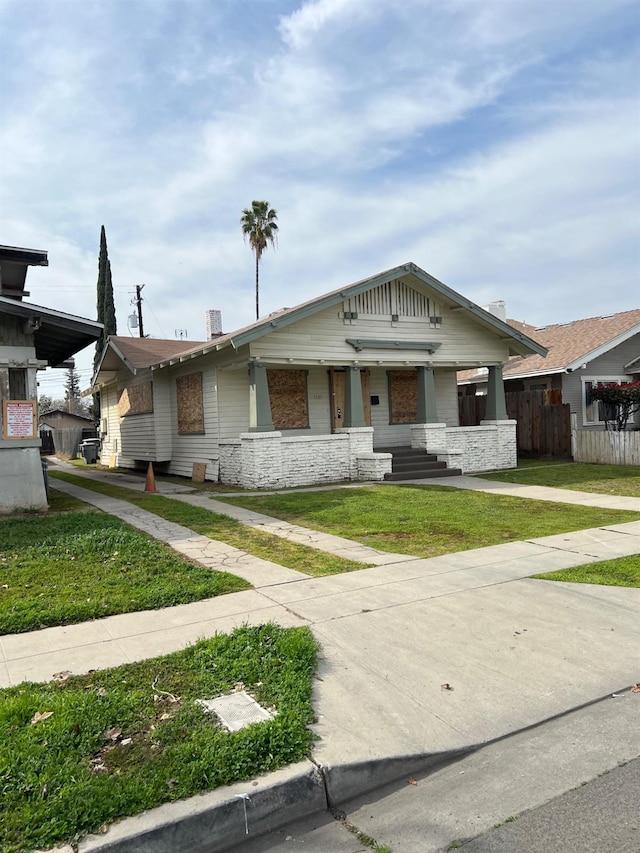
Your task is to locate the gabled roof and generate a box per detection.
[0,296,102,366]
[39,408,94,422]
[94,335,205,379]
[150,262,547,369]
[458,308,640,383]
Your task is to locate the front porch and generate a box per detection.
[219,364,516,488]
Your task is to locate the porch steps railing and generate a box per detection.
[376,446,462,481]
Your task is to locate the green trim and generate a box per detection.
[248,363,274,432]
[343,367,367,427]
[346,338,441,353]
[486,365,508,420]
[417,366,439,423]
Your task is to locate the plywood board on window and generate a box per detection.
[267,369,309,429]
[177,372,205,434]
[389,370,417,424]
[118,382,153,417]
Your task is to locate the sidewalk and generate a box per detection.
[9,463,640,852]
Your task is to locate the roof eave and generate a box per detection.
[564,323,640,373]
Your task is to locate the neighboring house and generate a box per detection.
[0,244,102,512]
[458,308,640,430]
[39,408,95,431]
[92,262,546,488]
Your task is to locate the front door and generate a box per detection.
[329,369,371,431]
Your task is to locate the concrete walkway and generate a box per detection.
[9,462,640,852]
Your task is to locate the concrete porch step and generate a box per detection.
[390,459,448,473]
[377,446,463,481]
[384,467,463,480]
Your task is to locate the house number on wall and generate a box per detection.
[313,394,324,400]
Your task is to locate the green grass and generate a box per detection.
[478,461,640,498]
[216,484,640,559]
[534,554,640,587]
[0,623,317,853]
[0,511,248,635]
[49,471,369,576]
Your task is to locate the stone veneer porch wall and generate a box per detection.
[219,427,392,489]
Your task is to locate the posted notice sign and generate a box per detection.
[2,400,37,440]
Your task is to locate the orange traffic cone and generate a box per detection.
[144,461,157,493]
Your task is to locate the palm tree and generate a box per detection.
[241,200,278,320]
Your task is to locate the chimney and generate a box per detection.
[205,309,223,339]
[484,300,506,322]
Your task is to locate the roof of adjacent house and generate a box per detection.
[39,408,94,421]
[458,308,640,383]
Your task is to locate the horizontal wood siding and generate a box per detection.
[366,367,459,447]
[435,369,460,426]
[249,291,511,366]
[153,374,173,460]
[100,383,121,461]
[368,367,410,447]
[120,413,156,460]
[218,369,249,440]
[167,362,220,479]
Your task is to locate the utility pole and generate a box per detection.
[135,284,145,338]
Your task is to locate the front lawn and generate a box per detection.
[534,554,640,588]
[216,484,640,559]
[0,623,317,853]
[0,511,248,635]
[477,461,640,498]
[50,472,369,576]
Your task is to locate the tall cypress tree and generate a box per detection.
[93,226,117,419]
[94,225,117,371]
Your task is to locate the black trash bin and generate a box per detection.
[79,439,100,464]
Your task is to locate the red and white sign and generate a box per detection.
[2,400,37,439]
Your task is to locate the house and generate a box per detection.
[0,244,102,512]
[39,408,95,432]
[458,308,640,430]
[92,262,547,488]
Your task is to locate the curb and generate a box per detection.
[76,761,326,853]
[47,688,635,853]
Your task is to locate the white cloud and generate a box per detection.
[1,0,638,397]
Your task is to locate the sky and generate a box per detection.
[1,0,639,400]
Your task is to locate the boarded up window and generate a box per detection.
[118,382,153,417]
[267,369,309,429]
[388,370,418,424]
[177,372,205,434]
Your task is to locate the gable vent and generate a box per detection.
[352,279,435,318]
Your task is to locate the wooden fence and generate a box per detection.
[573,429,640,465]
[459,389,571,459]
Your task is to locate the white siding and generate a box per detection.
[120,413,156,460]
[152,373,173,460]
[166,361,220,479]
[249,285,511,366]
[218,368,250,440]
